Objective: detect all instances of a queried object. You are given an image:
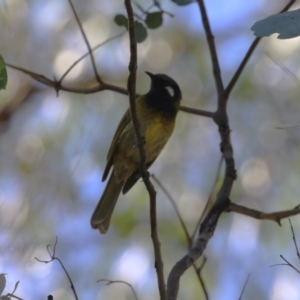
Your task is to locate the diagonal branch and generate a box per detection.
[228,203,300,225]
[196,0,224,96]
[58,31,126,84]
[67,0,103,85]
[35,237,79,300]
[124,1,166,300]
[152,174,209,300]
[224,0,295,99]
[167,198,230,300]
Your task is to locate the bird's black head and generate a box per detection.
[145,72,182,117]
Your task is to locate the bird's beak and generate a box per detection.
[145,71,154,79]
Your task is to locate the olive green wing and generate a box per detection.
[121,160,155,194]
[102,108,131,181]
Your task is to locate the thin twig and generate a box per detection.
[5,294,23,300]
[191,155,223,241]
[124,1,166,299]
[270,254,300,274]
[151,174,191,248]
[227,203,300,225]
[67,0,103,85]
[97,279,138,300]
[152,174,209,300]
[59,31,126,84]
[289,219,300,260]
[11,280,20,296]
[224,0,295,99]
[238,274,250,300]
[179,106,214,118]
[193,258,209,300]
[266,52,300,89]
[35,237,79,300]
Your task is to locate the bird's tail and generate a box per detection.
[91,173,123,234]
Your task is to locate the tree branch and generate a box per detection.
[67,0,103,85]
[228,203,300,225]
[124,1,166,299]
[196,0,224,96]
[58,31,126,84]
[5,63,213,118]
[166,1,298,298]
[97,279,138,300]
[224,0,295,99]
[35,237,79,300]
[167,198,230,300]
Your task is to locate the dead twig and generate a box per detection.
[97,279,138,300]
[35,237,79,300]
[67,0,103,85]
[227,203,300,225]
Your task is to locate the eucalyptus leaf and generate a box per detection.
[252,9,300,39]
[114,14,128,29]
[145,12,163,29]
[171,0,194,6]
[134,21,147,43]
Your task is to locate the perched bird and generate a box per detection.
[91,72,182,234]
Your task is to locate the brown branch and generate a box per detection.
[5,64,213,117]
[67,0,103,85]
[167,198,230,300]
[196,0,224,96]
[35,237,79,300]
[169,2,296,298]
[179,106,214,118]
[227,203,300,225]
[124,1,166,300]
[193,258,209,300]
[97,279,138,300]
[224,0,295,99]
[152,174,209,300]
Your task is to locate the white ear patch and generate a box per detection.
[165,86,174,97]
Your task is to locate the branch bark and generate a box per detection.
[124,1,166,299]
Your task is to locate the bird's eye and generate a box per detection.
[165,86,174,97]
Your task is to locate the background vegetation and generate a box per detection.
[1,0,300,299]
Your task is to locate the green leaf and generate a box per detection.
[0,56,7,90]
[252,9,300,39]
[114,14,128,29]
[145,12,163,29]
[134,21,147,43]
[171,0,194,6]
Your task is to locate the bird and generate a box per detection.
[91,72,182,234]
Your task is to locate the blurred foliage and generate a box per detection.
[0,55,7,90]
[1,0,300,300]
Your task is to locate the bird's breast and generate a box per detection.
[142,113,175,161]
